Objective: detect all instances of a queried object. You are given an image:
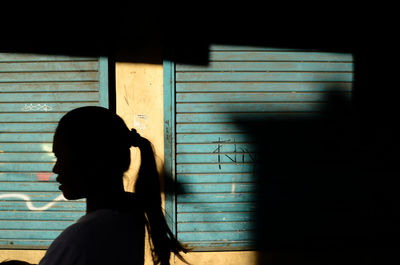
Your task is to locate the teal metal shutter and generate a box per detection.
[164,45,353,251]
[0,53,108,248]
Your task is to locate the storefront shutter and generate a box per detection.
[0,53,108,248]
[164,45,353,251]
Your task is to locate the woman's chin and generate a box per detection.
[59,187,84,200]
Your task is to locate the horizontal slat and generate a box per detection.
[0,220,73,230]
[178,212,256,222]
[0,210,83,220]
[209,51,353,62]
[177,153,255,163]
[0,113,64,123]
[176,82,353,92]
[0,162,54,172]
[0,230,63,240]
[0,173,56,182]
[0,72,99,82]
[176,92,350,103]
[180,241,255,250]
[0,102,99,112]
[0,53,96,62]
[176,61,353,72]
[178,221,255,232]
[176,112,321,123]
[178,231,256,242]
[0,133,54,142]
[0,123,58,132]
[179,183,256,193]
[177,173,255,184]
[0,192,67,201]
[0,143,52,152]
[176,72,353,82]
[177,164,256,174]
[209,44,301,51]
[0,92,99,102]
[0,153,56,162]
[0,182,59,191]
[176,123,247,133]
[0,82,98,92]
[0,61,98,72]
[176,102,326,113]
[177,193,257,203]
[177,143,256,153]
[176,133,252,144]
[177,202,256,213]
[0,239,53,248]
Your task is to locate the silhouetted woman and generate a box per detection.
[39,106,187,265]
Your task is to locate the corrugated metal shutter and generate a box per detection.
[165,45,353,250]
[0,53,108,248]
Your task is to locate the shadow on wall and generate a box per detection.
[236,89,400,264]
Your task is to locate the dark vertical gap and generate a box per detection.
[107,55,116,113]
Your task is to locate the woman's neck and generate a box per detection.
[86,187,127,214]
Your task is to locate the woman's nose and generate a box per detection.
[53,160,60,174]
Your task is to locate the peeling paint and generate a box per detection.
[133,114,147,130]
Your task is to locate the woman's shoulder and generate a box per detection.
[40,209,144,265]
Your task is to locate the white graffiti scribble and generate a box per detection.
[22,103,53,112]
[0,193,66,211]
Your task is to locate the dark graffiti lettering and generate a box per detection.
[212,138,256,170]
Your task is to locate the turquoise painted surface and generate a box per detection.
[179,183,256,193]
[176,82,353,92]
[177,193,257,203]
[0,92,99,102]
[176,102,327,113]
[0,82,98,92]
[0,102,99,112]
[176,61,353,71]
[177,143,257,153]
[163,60,177,236]
[177,212,257,222]
[177,173,255,183]
[0,211,83,220]
[176,72,353,82]
[0,220,75,230]
[0,54,108,248]
[0,53,94,61]
[176,113,321,123]
[208,51,353,61]
[176,92,351,102]
[167,46,354,250]
[178,231,256,242]
[178,222,255,232]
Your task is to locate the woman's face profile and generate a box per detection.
[52,134,90,200]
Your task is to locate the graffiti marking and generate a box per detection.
[0,193,66,211]
[22,103,53,112]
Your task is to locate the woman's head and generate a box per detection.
[53,106,132,200]
[53,106,188,264]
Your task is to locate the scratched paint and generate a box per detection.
[36,172,55,181]
[0,193,66,211]
[41,143,53,153]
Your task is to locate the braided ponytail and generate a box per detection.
[130,129,188,265]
